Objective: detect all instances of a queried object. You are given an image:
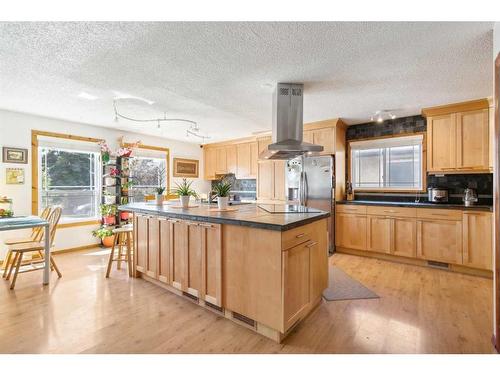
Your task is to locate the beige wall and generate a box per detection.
[0,109,210,257]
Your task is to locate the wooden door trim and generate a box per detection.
[494,52,500,353]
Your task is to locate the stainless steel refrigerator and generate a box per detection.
[285,155,335,254]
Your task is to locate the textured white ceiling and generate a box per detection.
[0,22,494,143]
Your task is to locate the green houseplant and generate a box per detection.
[99,204,117,225]
[174,178,197,208]
[154,165,167,205]
[213,179,232,209]
[92,227,114,247]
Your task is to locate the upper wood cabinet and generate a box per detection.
[226,145,237,175]
[423,99,490,173]
[204,147,217,180]
[235,142,258,179]
[312,128,335,154]
[204,141,258,180]
[463,211,493,271]
[215,147,227,175]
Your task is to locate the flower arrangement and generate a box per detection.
[98,141,113,164]
[109,168,120,177]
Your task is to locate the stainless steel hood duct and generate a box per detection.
[259,83,323,160]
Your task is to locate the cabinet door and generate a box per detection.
[273,161,286,201]
[236,143,251,179]
[463,212,493,270]
[335,213,367,250]
[417,219,462,264]
[258,161,274,200]
[283,241,311,331]
[146,216,159,278]
[226,145,237,175]
[427,114,456,171]
[215,147,227,174]
[204,147,216,180]
[456,109,489,170]
[170,219,188,291]
[313,128,335,154]
[303,130,313,143]
[392,218,417,258]
[135,214,148,274]
[249,142,258,178]
[186,222,203,297]
[366,216,391,254]
[200,223,222,306]
[158,218,171,284]
[258,137,272,154]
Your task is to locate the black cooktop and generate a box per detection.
[258,204,321,214]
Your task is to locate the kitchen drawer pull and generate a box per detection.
[306,241,318,248]
[383,210,396,213]
[296,233,305,238]
[168,219,180,223]
[199,223,213,228]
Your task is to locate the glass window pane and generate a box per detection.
[129,157,167,199]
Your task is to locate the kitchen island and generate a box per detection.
[119,202,330,342]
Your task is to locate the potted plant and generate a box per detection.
[154,165,167,205]
[92,227,114,247]
[98,141,112,164]
[213,179,232,210]
[99,204,117,225]
[173,178,197,208]
[121,180,134,195]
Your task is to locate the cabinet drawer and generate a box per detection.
[416,208,462,221]
[366,206,416,218]
[336,205,367,215]
[282,224,313,250]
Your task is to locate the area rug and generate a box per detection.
[322,265,379,301]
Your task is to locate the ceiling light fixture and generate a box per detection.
[370,110,397,123]
[113,98,210,141]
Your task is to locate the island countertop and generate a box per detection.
[119,202,330,231]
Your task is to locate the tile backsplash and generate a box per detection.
[211,174,256,200]
[346,115,426,140]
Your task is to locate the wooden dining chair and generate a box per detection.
[6,207,63,289]
[2,206,52,278]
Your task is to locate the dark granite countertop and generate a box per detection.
[119,202,330,231]
[337,200,493,212]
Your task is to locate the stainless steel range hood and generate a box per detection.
[259,83,323,160]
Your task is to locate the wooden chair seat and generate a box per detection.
[4,237,35,246]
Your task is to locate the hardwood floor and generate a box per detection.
[0,247,494,353]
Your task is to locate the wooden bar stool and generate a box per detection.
[105,224,133,278]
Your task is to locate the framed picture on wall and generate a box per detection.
[6,168,25,184]
[2,147,28,164]
[173,158,199,178]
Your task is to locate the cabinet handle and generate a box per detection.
[296,233,305,238]
[306,241,318,248]
[199,223,213,228]
[168,219,180,223]
[383,210,396,213]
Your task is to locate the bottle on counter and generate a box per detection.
[346,182,355,201]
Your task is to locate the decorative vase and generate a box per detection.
[120,211,131,220]
[103,215,116,225]
[155,193,164,205]
[104,195,116,204]
[180,195,190,208]
[217,196,229,210]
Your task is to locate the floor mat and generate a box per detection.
[322,265,379,301]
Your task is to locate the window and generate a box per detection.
[39,147,101,221]
[350,135,423,191]
[129,156,167,198]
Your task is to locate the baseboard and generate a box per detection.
[52,243,100,254]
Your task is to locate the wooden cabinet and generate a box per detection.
[463,211,493,270]
[158,217,171,284]
[392,218,417,258]
[226,145,237,175]
[456,110,489,170]
[257,161,274,200]
[200,222,222,306]
[236,142,258,179]
[204,147,217,180]
[426,104,490,173]
[273,161,286,201]
[215,147,227,175]
[145,216,159,278]
[335,213,367,250]
[303,130,313,143]
[312,128,335,154]
[416,218,463,265]
[283,241,311,331]
[134,214,148,275]
[250,142,258,178]
[256,137,286,202]
[366,216,391,254]
[170,219,188,291]
[186,222,203,296]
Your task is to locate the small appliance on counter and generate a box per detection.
[463,188,478,207]
[427,187,449,203]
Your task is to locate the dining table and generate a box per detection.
[0,216,51,285]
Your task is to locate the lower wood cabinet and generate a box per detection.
[463,211,493,271]
[335,205,493,271]
[134,214,222,306]
[335,213,367,250]
[367,216,391,254]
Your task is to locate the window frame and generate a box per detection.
[121,142,171,200]
[31,130,104,228]
[347,132,427,193]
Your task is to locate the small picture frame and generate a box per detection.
[3,147,28,164]
[173,158,199,178]
[6,168,25,184]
